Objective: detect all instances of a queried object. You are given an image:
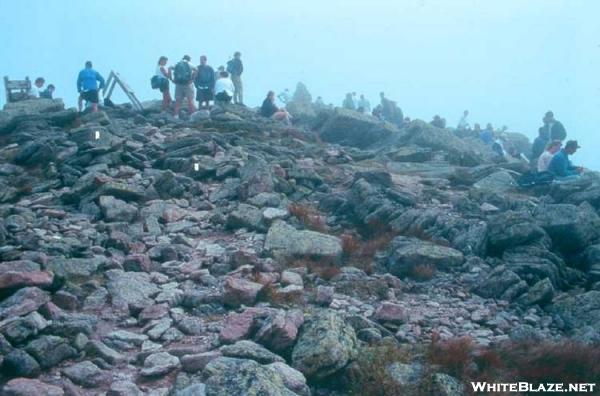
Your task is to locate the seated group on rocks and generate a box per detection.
[453,108,584,182]
[25,77,55,100]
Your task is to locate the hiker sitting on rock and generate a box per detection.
[537,140,562,172]
[77,61,105,113]
[531,123,550,161]
[431,115,446,128]
[214,71,234,105]
[457,110,470,130]
[480,123,494,145]
[261,91,292,125]
[194,55,215,110]
[342,93,355,110]
[28,77,45,99]
[548,140,583,178]
[172,55,197,118]
[40,84,55,99]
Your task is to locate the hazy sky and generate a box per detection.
[1,0,599,168]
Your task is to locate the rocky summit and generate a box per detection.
[0,96,599,395]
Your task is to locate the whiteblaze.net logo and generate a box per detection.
[470,382,597,393]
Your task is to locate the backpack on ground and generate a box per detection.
[517,171,555,187]
[173,61,192,84]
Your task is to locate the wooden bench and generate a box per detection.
[4,76,32,103]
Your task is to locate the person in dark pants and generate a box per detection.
[541,111,567,141]
[226,51,244,105]
[194,55,215,110]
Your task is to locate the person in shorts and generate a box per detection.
[77,61,105,113]
[173,55,196,118]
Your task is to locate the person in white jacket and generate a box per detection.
[214,71,235,105]
[537,140,562,172]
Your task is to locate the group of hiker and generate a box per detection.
[26,77,55,100]
[531,111,582,178]
[341,92,371,113]
[453,109,583,180]
[17,60,587,179]
[152,52,244,118]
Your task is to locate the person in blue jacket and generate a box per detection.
[77,61,105,113]
[547,140,583,178]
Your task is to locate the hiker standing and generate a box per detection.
[357,94,371,113]
[342,93,355,110]
[542,111,567,141]
[457,110,470,130]
[172,55,196,118]
[194,55,215,110]
[226,52,244,105]
[77,61,105,113]
[155,56,172,112]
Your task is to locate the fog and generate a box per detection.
[1,0,598,168]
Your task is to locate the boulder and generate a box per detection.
[202,357,297,396]
[265,220,342,261]
[2,378,64,396]
[403,120,487,166]
[387,236,464,276]
[0,287,50,320]
[254,309,304,354]
[318,108,398,149]
[291,310,357,380]
[99,195,138,223]
[220,340,285,364]
[2,349,41,378]
[25,335,76,369]
[473,266,528,301]
[487,211,547,253]
[225,203,265,232]
[547,291,600,331]
[106,270,159,309]
[473,170,517,192]
[534,204,600,253]
[223,277,264,307]
[141,352,180,377]
[266,362,310,396]
[62,361,107,388]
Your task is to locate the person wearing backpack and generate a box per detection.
[173,55,196,118]
[226,51,244,105]
[194,55,215,110]
[153,56,172,112]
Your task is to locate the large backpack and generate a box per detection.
[173,61,192,84]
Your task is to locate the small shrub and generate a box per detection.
[428,333,474,379]
[341,231,396,275]
[348,343,411,396]
[409,263,437,281]
[288,203,327,232]
[286,257,340,281]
